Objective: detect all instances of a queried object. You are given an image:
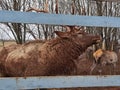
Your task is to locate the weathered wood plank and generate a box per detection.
[0,10,120,27]
[0,75,120,90]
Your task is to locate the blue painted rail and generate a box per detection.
[0,10,120,28]
[0,75,120,90]
[0,10,120,90]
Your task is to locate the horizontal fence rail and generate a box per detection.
[0,10,120,28]
[0,75,120,90]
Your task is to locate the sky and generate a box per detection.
[0,24,34,40]
[0,24,13,40]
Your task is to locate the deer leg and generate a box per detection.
[90,62,97,75]
[113,63,116,75]
[99,61,107,75]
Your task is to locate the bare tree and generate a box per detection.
[0,0,119,49]
[0,0,31,44]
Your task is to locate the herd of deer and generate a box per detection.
[0,26,118,77]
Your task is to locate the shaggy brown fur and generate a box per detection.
[3,30,100,77]
[0,44,20,76]
[0,40,45,76]
[90,49,118,74]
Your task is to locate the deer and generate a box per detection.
[90,49,118,75]
[0,27,101,77]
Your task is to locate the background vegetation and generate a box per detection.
[0,0,120,50]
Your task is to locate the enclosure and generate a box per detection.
[0,0,120,89]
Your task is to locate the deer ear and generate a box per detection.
[72,28,85,34]
[64,26,72,32]
[54,31,70,38]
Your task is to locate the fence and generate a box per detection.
[0,10,120,90]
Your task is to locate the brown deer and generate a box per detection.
[0,28,101,77]
[90,49,118,74]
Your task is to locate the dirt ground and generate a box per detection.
[0,41,120,90]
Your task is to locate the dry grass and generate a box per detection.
[0,41,16,49]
